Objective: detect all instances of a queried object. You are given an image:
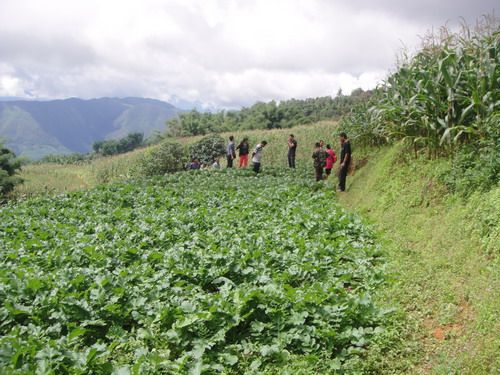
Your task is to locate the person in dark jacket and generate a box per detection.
[312,142,326,182]
[338,132,351,192]
[287,134,297,168]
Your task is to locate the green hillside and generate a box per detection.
[0,98,180,160]
[340,146,499,373]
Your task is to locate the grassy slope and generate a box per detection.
[339,145,499,374]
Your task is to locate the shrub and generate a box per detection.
[135,140,186,176]
[440,114,500,196]
[188,134,226,165]
[0,145,23,197]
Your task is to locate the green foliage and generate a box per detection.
[0,144,23,197]
[339,96,389,148]
[93,132,144,156]
[440,113,500,195]
[134,140,186,176]
[0,170,390,373]
[167,91,371,137]
[188,134,226,165]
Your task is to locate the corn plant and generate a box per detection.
[341,15,499,158]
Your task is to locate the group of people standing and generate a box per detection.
[225,132,352,192]
[226,136,268,173]
[311,132,351,191]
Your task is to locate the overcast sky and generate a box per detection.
[0,0,497,109]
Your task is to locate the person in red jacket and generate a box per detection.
[324,144,337,179]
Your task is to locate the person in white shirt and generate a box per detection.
[251,141,268,173]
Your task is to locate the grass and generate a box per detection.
[14,148,147,198]
[339,144,499,374]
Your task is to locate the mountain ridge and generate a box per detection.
[0,97,181,159]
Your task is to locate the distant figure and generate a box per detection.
[252,140,268,173]
[318,139,326,175]
[212,158,221,170]
[324,144,337,179]
[287,134,297,168]
[338,132,351,192]
[236,138,250,168]
[312,142,326,181]
[226,135,236,168]
[189,158,201,170]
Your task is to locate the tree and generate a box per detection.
[189,134,226,165]
[92,132,144,156]
[0,144,22,197]
[135,140,187,176]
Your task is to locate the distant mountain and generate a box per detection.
[0,97,181,159]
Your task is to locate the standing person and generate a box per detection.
[226,135,236,168]
[338,132,351,192]
[318,140,326,175]
[236,138,250,168]
[287,134,297,168]
[312,142,326,182]
[252,141,267,173]
[324,144,337,179]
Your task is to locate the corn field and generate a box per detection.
[341,15,499,158]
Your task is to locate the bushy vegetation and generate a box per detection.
[340,16,499,194]
[0,143,23,197]
[167,90,371,137]
[0,170,389,373]
[188,134,226,165]
[134,140,186,177]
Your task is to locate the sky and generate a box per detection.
[0,0,497,109]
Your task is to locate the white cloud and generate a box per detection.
[0,75,23,96]
[0,0,496,107]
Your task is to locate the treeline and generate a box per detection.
[92,132,144,156]
[166,89,371,137]
[38,132,146,165]
[339,16,499,194]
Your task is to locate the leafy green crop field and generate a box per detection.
[1,168,389,374]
